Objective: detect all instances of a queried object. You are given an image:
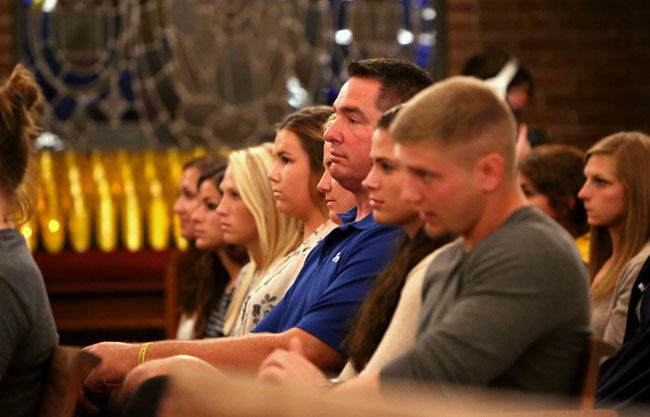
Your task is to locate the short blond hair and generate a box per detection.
[390,76,517,175]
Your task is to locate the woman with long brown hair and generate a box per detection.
[578,131,650,348]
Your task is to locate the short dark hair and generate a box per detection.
[347,58,433,111]
[375,104,403,130]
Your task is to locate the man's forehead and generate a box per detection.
[397,141,462,173]
[396,141,435,164]
[371,128,395,155]
[333,77,382,112]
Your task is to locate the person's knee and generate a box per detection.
[108,356,196,415]
[120,375,170,417]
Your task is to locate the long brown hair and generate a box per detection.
[0,64,42,225]
[344,230,451,371]
[587,132,650,299]
[276,105,333,219]
[177,246,218,337]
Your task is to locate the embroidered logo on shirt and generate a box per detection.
[332,252,341,263]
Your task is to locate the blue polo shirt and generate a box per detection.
[252,207,404,352]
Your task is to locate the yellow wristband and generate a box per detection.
[138,342,152,365]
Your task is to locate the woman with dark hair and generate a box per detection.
[578,131,650,349]
[518,144,590,263]
[172,155,248,339]
[187,162,249,338]
[173,155,219,243]
[0,64,58,417]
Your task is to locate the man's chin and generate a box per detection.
[424,222,447,238]
[329,164,345,179]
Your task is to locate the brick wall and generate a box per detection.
[447,0,650,149]
[0,0,12,75]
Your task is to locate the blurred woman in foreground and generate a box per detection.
[0,64,58,417]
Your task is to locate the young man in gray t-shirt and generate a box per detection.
[334,76,591,396]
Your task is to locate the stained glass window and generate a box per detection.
[16,0,445,149]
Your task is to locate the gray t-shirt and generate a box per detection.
[381,206,591,395]
[0,229,58,417]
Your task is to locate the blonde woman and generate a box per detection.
[231,106,338,335]
[578,131,650,349]
[218,143,303,336]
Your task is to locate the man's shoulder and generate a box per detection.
[481,206,579,257]
[296,215,403,285]
[408,241,460,279]
[465,206,589,290]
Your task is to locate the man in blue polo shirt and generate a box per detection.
[251,164,402,351]
[83,59,433,394]
[252,59,432,356]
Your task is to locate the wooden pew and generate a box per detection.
[158,361,620,417]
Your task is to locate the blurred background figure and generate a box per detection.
[518,144,590,263]
[171,155,248,340]
[461,50,550,160]
[187,162,249,338]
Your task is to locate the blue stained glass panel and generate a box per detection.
[119,71,135,101]
[86,103,108,122]
[40,13,49,38]
[42,47,61,76]
[35,70,57,101]
[54,96,77,120]
[64,72,100,86]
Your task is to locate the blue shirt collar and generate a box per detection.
[337,206,381,230]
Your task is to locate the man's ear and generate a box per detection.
[475,152,504,192]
